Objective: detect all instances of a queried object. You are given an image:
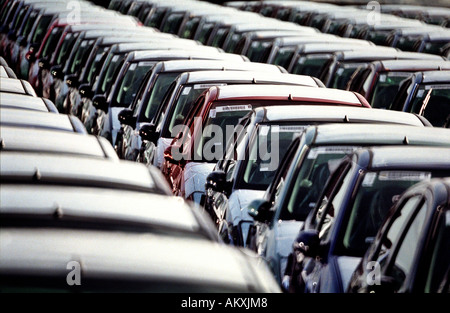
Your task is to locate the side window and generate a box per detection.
[389,200,428,290]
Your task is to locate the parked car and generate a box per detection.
[0,65,17,78]
[389,70,450,127]
[246,122,449,285]
[283,145,450,293]
[0,125,118,159]
[346,59,450,108]
[0,92,57,112]
[93,58,284,146]
[348,177,450,293]
[0,76,36,96]
[0,107,86,133]
[161,84,370,206]
[125,69,322,166]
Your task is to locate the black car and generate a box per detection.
[389,70,450,127]
[348,177,450,293]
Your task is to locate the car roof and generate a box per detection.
[0,228,278,292]
[362,146,450,169]
[0,126,118,160]
[376,59,450,71]
[182,70,321,87]
[0,93,57,113]
[0,108,86,133]
[420,70,450,83]
[309,123,450,146]
[0,151,162,193]
[155,59,286,73]
[253,105,429,126]
[335,50,445,61]
[0,77,37,96]
[212,84,368,107]
[0,185,213,239]
[129,49,247,62]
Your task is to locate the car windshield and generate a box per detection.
[240,124,306,190]
[180,17,200,39]
[422,41,448,55]
[371,72,412,109]
[339,170,433,257]
[330,62,366,90]
[69,39,95,76]
[97,53,125,95]
[41,27,63,59]
[31,15,52,44]
[281,146,359,222]
[291,54,330,76]
[85,46,108,85]
[164,83,227,138]
[272,46,296,69]
[55,33,77,66]
[194,103,254,163]
[409,84,450,127]
[141,72,181,122]
[114,61,155,107]
[246,40,273,63]
[396,36,419,52]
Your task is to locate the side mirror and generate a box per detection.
[50,65,63,79]
[139,123,160,144]
[92,94,108,113]
[66,74,79,89]
[25,46,37,63]
[78,83,93,98]
[205,170,232,195]
[293,229,320,258]
[248,199,273,223]
[17,36,27,47]
[38,57,50,70]
[118,108,137,128]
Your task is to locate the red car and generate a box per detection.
[161,84,370,202]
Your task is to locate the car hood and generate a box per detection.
[336,256,362,292]
[184,162,216,199]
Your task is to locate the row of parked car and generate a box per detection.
[1,0,449,294]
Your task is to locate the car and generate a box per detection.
[161,84,370,206]
[123,68,322,164]
[0,92,57,112]
[98,58,288,148]
[347,177,450,293]
[246,122,450,285]
[0,107,86,133]
[247,34,372,65]
[0,76,36,96]
[0,124,119,160]
[318,50,445,89]
[78,43,241,133]
[0,222,281,292]
[389,70,450,127]
[232,29,321,58]
[0,65,17,78]
[55,30,176,112]
[347,59,450,108]
[283,145,450,293]
[29,21,154,97]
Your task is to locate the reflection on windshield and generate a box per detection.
[115,62,154,107]
[371,72,411,109]
[341,170,431,257]
[410,84,450,127]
